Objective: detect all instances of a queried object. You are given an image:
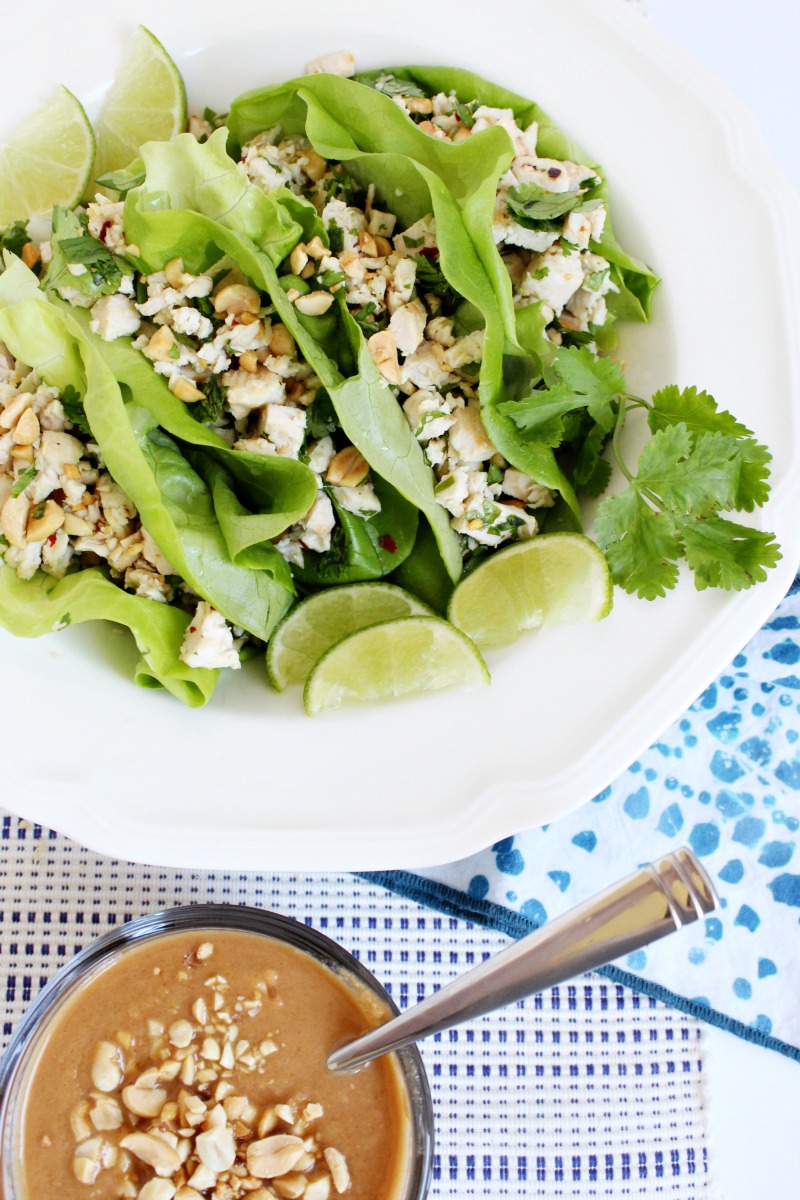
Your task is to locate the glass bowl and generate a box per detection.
[0,903,434,1199]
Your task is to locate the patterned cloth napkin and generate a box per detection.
[368,576,800,1063]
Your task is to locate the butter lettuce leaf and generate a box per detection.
[125,132,461,580]
[228,79,580,521]
[0,259,292,642]
[63,302,317,564]
[0,566,216,706]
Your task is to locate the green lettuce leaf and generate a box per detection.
[125,131,462,579]
[0,566,216,706]
[62,302,318,562]
[228,79,580,520]
[366,65,660,322]
[294,475,418,585]
[0,258,292,642]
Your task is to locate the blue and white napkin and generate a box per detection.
[369,576,800,1061]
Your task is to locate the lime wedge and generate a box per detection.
[304,616,490,714]
[448,533,612,648]
[268,582,433,690]
[92,26,187,185]
[0,87,94,224]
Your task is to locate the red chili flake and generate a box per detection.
[379,534,398,553]
[420,245,439,260]
[99,220,112,243]
[47,533,58,546]
[188,626,196,633]
[547,167,562,179]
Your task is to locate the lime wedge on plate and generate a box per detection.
[448,533,612,648]
[92,25,187,183]
[0,87,94,224]
[268,582,433,690]
[304,616,489,715]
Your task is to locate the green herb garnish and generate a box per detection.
[306,391,338,439]
[11,465,37,497]
[61,384,91,436]
[499,346,779,597]
[191,377,228,425]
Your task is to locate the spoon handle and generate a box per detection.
[329,847,716,1071]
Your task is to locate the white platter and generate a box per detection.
[1,0,798,870]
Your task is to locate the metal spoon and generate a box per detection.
[329,847,716,1072]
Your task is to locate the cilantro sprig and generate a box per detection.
[500,346,779,598]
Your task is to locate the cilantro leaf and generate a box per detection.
[679,516,782,590]
[635,425,742,518]
[549,347,626,429]
[647,384,752,439]
[0,220,30,258]
[500,347,626,438]
[306,390,338,440]
[647,384,771,512]
[506,182,603,230]
[191,377,228,425]
[595,488,681,600]
[573,422,612,497]
[61,384,92,436]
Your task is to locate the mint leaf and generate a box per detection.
[61,384,91,437]
[326,222,344,255]
[95,161,146,196]
[11,465,38,498]
[366,72,429,99]
[679,516,782,590]
[595,488,681,600]
[506,182,602,230]
[43,206,124,298]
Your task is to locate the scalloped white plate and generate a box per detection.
[1,0,799,870]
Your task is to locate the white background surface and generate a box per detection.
[646,5,800,1198]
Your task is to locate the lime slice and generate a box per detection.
[268,582,433,690]
[92,26,187,185]
[304,616,489,715]
[448,533,612,648]
[0,87,94,224]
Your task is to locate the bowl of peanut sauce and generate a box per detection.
[0,904,433,1200]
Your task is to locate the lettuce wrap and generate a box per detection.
[0,258,294,647]
[122,130,457,581]
[227,81,583,523]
